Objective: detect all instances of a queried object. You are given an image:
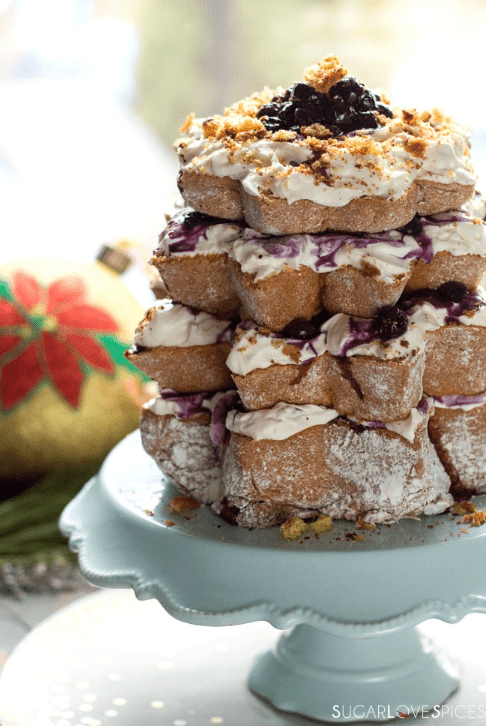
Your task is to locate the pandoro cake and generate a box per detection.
[127,55,486,529]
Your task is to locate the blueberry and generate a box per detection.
[257,103,279,118]
[372,306,408,341]
[329,77,363,101]
[290,83,318,104]
[376,102,394,118]
[282,318,318,339]
[397,215,423,237]
[311,308,331,329]
[436,281,468,303]
[181,210,224,229]
[262,117,284,132]
[257,74,392,136]
[357,92,375,112]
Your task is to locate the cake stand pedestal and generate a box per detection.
[58,431,486,722]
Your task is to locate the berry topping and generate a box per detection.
[372,306,408,341]
[181,209,227,229]
[282,318,318,340]
[256,76,393,137]
[311,307,332,329]
[397,215,423,237]
[436,281,469,303]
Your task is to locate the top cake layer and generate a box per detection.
[177,57,475,235]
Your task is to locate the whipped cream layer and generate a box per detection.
[179,115,475,208]
[432,392,486,411]
[227,291,486,377]
[145,389,239,446]
[156,201,485,286]
[226,399,430,443]
[416,210,486,261]
[231,227,416,283]
[227,311,424,377]
[156,209,243,257]
[406,289,486,331]
[145,390,229,418]
[134,299,234,348]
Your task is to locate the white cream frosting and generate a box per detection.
[179,117,475,208]
[432,393,486,411]
[134,299,233,348]
[144,390,228,417]
[157,219,242,257]
[226,400,428,443]
[230,228,417,283]
[226,323,328,375]
[226,313,423,377]
[407,293,486,332]
[323,313,425,358]
[157,201,485,289]
[421,211,486,258]
[226,401,340,441]
[227,292,486,377]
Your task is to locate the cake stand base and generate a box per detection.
[1,589,486,726]
[249,624,459,721]
[55,432,486,723]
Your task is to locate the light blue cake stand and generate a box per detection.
[59,430,486,723]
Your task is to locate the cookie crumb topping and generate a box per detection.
[309,515,333,535]
[462,510,486,527]
[170,495,201,514]
[303,55,348,94]
[280,516,308,539]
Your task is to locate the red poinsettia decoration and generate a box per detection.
[0,271,121,410]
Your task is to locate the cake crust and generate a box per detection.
[180,172,474,236]
[232,349,424,423]
[152,252,239,319]
[222,417,452,527]
[128,343,234,393]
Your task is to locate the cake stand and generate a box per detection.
[58,431,486,722]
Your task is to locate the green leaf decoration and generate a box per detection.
[0,279,12,301]
[0,460,104,567]
[98,333,151,381]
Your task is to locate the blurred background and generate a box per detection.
[1,0,486,668]
[1,0,486,269]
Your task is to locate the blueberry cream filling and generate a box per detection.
[155,200,486,288]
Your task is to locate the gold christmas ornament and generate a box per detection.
[0,255,150,479]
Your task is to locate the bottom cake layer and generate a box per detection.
[140,392,456,528]
[428,394,486,496]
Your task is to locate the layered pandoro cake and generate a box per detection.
[127,56,486,528]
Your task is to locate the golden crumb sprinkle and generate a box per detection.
[303,55,348,94]
[225,87,276,118]
[344,136,383,157]
[202,117,225,139]
[180,112,195,134]
[170,496,201,514]
[301,123,333,139]
[462,510,486,527]
[309,515,333,535]
[404,136,428,158]
[270,129,298,142]
[280,517,308,540]
[451,501,477,515]
[281,342,302,364]
[357,517,376,531]
[203,115,265,141]
[164,520,175,527]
